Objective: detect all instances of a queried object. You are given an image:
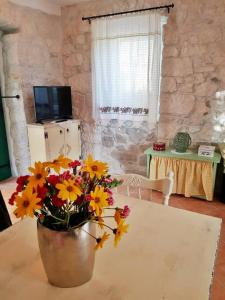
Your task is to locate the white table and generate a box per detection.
[0,195,221,300]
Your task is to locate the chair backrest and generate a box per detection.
[114,171,174,206]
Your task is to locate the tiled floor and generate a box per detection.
[1,178,225,299]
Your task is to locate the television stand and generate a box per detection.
[27,119,81,164]
[55,119,69,123]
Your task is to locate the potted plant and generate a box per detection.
[9,154,130,287]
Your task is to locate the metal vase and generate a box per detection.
[37,221,96,288]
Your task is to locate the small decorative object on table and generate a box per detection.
[198,145,215,158]
[173,132,191,153]
[153,142,166,151]
[9,155,130,288]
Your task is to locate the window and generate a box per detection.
[91,13,167,123]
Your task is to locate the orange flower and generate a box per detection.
[28,161,48,188]
[95,232,110,250]
[82,154,108,179]
[114,209,121,225]
[14,189,41,219]
[56,179,82,201]
[45,155,72,173]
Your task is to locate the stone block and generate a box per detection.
[116,133,127,144]
[102,135,114,148]
[178,83,193,93]
[139,154,147,167]
[195,81,218,97]
[161,77,177,93]
[111,150,137,162]
[163,46,179,57]
[162,57,193,77]
[160,93,195,116]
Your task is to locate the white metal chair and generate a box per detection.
[114,171,174,206]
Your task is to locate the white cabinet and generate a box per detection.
[27,120,81,165]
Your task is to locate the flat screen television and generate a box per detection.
[33,86,72,122]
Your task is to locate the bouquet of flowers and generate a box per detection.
[9,155,130,249]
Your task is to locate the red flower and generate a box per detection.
[37,186,48,199]
[16,175,29,186]
[16,175,29,192]
[52,195,64,207]
[8,192,18,205]
[47,175,59,186]
[69,160,81,168]
[59,171,71,181]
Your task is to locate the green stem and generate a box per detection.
[81,228,97,240]
[41,208,65,222]
[91,221,114,231]
[69,216,95,230]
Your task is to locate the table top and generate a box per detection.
[0,195,221,300]
[144,147,221,163]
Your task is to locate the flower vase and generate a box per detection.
[37,221,96,288]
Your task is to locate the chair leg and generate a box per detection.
[163,195,169,206]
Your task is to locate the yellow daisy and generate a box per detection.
[82,154,108,179]
[114,220,129,247]
[28,161,48,188]
[45,155,72,173]
[95,232,110,250]
[90,186,109,216]
[14,189,41,219]
[56,179,82,201]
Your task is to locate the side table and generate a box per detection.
[144,147,221,201]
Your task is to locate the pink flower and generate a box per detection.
[120,205,130,219]
[75,176,83,185]
[104,177,113,183]
[107,197,114,206]
[104,187,112,195]
[85,194,92,202]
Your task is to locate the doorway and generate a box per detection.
[0,88,11,180]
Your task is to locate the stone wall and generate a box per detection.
[158,0,225,146]
[0,0,64,175]
[61,0,225,174]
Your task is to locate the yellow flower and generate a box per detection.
[28,161,48,188]
[114,220,129,247]
[90,186,109,216]
[45,155,72,173]
[82,154,108,179]
[95,232,110,250]
[14,189,41,219]
[56,179,82,201]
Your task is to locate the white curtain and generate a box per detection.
[91,12,167,124]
